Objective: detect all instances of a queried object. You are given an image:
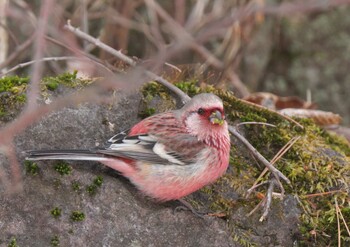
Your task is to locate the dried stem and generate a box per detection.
[229,125,291,186]
[64,20,191,104]
[27,0,54,109]
[0,56,114,77]
[335,198,341,247]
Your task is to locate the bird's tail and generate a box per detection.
[25,149,111,162]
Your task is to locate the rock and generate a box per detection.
[0,92,236,247]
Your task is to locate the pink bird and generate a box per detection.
[26,93,231,201]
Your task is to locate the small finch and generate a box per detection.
[26,93,231,201]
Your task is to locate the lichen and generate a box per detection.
[141,80,350,246]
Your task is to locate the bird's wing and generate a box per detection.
[99,113,206,165]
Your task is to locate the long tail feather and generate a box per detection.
[25,149,111,162]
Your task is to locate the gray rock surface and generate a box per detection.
[0,93,237,247]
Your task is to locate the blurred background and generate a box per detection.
[1,0,350,123]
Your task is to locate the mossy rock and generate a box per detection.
[141,80,350,246]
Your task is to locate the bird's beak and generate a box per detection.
[209,110,225,125]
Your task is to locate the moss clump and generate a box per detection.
[141,80,350,246]
[70,211,85,222]
[174,80,201,96]
[42,71,78,89]
[71,181,82,193]
[54,162,72,175]
[0,76,29,93]
[24,160,40,175]
[46,81,59,91]
[50,207,62,219]
[86,176,103,195]
[0,76,29,120]
[7,237,18,247]
[139,107,156,118]
[50,236,59,247]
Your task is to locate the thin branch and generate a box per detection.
[303,190,343,198]
[64,20,191,104]
[27,0,54,109]
[236,122,276,128]
[338,204,350,237]
[246,135,300,200]
[0,56,114,77]
[0,33,36,70]
[246,197,265,217]
[335,198,341,247]
[229,125,291,185]
[260,178,275,222]
[45,36,118,73]
[240,99,304,129]
[0,69,147,146]
[65,20,136,66]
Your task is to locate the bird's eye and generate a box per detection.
[197,108,205,115]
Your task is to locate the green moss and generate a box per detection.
[46,81,59,91]
[42,71,78,88]
[41,70,93,93]
[7,237,18,247]
[50,236,59,247]
[0,76,29,93]
[54,162,72,175]
[139,107,156,118]
[50,207,62,219]
[24,160,40,175]
[174,80,200,96]
[0,76,29,120]
[141,80,350,246]
[70,211,85,222]
[93,176,103,187]
[71,181,82,193]
[86,176,103,195]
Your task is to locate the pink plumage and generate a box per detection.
[26,93,231,201]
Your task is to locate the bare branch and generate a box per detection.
[0,56,114,77]
[228,125,291,185]
[64,20,191,104]
[27,0,54,109]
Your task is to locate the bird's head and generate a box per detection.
[178,93,229,148]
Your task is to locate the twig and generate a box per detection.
[45,36,118,73]
[246,197,265,217]
[239,99,304,129]
[0,56,113,77]
[247,181,269,194]
[65,20,136,66]
[64,20,191,104]
[303,190,343,198]
[27,0,54,109]
[338,203,350,237]
[0,33,36,70]
[228,125,291,186]
[0,68,148,147]
[236,122,276,128]
[247,135,301,198]
[335,198,341,247]
[260,178,275,222]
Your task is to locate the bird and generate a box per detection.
[26,93,231,202]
